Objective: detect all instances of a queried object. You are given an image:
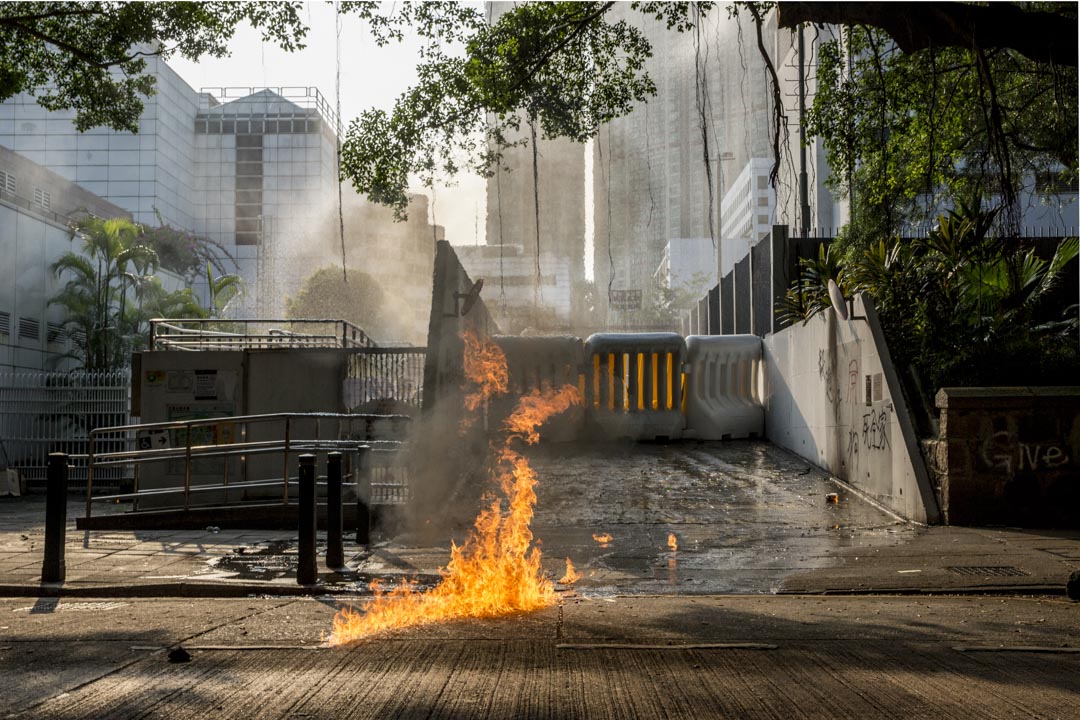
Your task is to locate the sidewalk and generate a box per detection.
[1,495,1077,598]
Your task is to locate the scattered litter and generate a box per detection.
[206,526,220,533]
[897,569,923,574]
[825,493,839,504]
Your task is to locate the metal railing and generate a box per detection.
[0,369,131,491]
[344,347,427,410]
[78,411,411,518]
[149,318,377,351]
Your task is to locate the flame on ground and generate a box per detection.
[668,533,678,552]
[329,332,581,645]
[558,558,581,585]
[592,532,612,545]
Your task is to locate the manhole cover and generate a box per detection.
[946,566,1029,577]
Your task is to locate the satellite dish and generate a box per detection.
[827,279,849,321]
[459,278,484,316]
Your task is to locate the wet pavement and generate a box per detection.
[0,440,1077,597]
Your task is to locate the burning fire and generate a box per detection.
[592,532,612,547]
[463,329,509,413]
[558,558,581,585]
[330,332,581,644]
[668,533,678,552]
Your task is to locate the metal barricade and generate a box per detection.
[583,333,686,440]
[491,336,585,441]
[684,335,764,440]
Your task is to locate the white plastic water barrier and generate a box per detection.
[583,333,686,440]
[492,336,585,441]
[684,334,764,439]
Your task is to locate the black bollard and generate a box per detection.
[297,454,317,585]
[355,446,371,546]
[325,452,344,569]
[42,453,68,583]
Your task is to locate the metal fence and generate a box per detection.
[0,369,131,491]
[343,347,427,411]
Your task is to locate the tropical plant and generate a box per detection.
[204,262,243,318]
[50,217,214,369]
[781,207,1079,397]
[50,217,159,370]
[139,211,237,282]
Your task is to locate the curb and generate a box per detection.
[0,582,373,599]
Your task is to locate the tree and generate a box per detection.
[340,1,706,220]
[285,267,397,342]
[0,2,307,132]
[50,216,209,370]
[803,16,1078,244]
[779,207,1079,401]
[339,1,1076,233]
[139,210,236,283]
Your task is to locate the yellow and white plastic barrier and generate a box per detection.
[491,335,585,441]
[683,334,764,439]
[583,333,686,440]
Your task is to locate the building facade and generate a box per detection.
[0,59,439,341]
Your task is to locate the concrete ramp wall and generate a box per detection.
[763,294,941,524]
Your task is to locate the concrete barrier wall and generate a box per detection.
[421,240,500,416]
[762,294,940,523]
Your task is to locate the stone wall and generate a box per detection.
[924,388,1080,527]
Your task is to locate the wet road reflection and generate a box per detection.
[527,440,914,594]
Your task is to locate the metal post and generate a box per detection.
[184,423,192,511]
[325,452,344,569]
[85,433,95,519]
[42,453,68,583]
[297,454,317,585]
[282,417,291,504]
[356,446,371,545]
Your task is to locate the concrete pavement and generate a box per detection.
[1,595,1077,718]
[1,439,1078,717]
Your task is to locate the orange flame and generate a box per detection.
[462,330,508,413]
[558,558,581,585]
[329,332,581,645]
[667,533,678,552]
[592,532,612,547]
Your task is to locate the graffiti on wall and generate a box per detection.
[980,431,1071,474]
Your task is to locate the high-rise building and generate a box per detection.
[592,7,776,323]
[0,58,440,339]
[484,2,587,328]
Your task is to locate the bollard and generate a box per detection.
[297,454,317,585]
[325,452,344,569]
[42,453,68,583]
[356,446,371,546]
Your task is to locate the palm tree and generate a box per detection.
[51,217,159,370]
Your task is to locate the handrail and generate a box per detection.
[83,411,411,519]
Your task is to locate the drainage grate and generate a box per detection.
[946,566,1029,577]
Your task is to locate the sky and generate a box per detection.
[168,1,488,247]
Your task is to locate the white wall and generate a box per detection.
[763,294,940,523]
[0,200,79,371]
